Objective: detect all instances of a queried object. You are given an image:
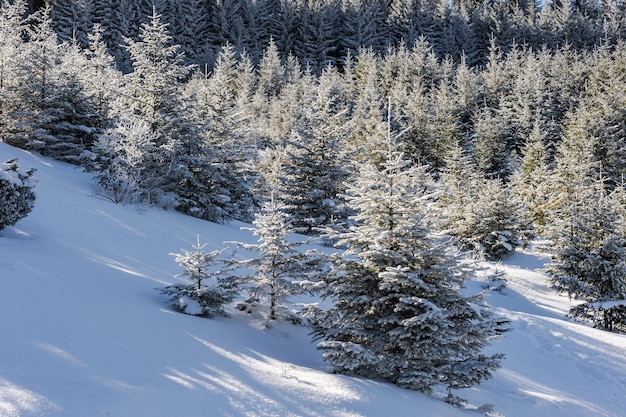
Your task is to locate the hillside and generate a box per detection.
[1,142,626,417]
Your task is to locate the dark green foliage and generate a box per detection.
[36,0,626,74]
[1,6,103,167]
[0,159,36,231]
[545,184,626,332]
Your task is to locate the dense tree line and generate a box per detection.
[32,0,626,72]
[4,0,626,405]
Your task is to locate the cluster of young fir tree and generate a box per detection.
[163,116,510,406]
[5,0,626,402]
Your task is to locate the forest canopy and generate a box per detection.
[35,0,626,72]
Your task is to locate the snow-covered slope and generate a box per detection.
[1,142,625,417]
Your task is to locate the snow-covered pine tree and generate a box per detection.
[496,48,552,157]
[268,0,298,60]
[463,176,526,258]
[87,0,125,65]
[48,0,90,47]
[546,101,626,331]
[399,61,466,172]
[545,179,626,331]
[565,47,626,189]
[182,43,258,222]
[437,142,524,259]
[48,38,104,167]
[96,9,236,222]
[275,73,352,235]
[510,122,552,235]
[162,0,210,66]
[239,0,272,67]
[294,1,339,74]
[341,0,387,58]
[472,105,512,177]
[81,23,120,132]
[346,49,384,157]
[207,0,246,58]
[160,235,237,317]
[0,159,36,231]
[227,197,324,324]
[0,0,27,116]
[95,7,192,207]
[546,103,599,233]
[2,5,100,166]
[545,110,626,331]
[307,103,508,405]
[436,143,478,236]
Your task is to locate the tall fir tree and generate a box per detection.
[438,143,523,258]
[346,48,384,158]
[295,0,340,74]
[307,104,508,405]
[183,44,258,222]
[545,179,626,331]
[275,74,352,235]
[341,0,387,57]
[510,122,552,235]
[0,0,28,136]
[81,23,121,131]
[472,105,512,177]
[3,5,100,166]
[96,9,236,221]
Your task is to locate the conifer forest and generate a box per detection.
[4,0,626,405]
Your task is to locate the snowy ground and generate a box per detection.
[1,142,626,417]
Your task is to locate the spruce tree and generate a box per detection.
[346,49,384,159]
[183,44,258,222]
[3,5,101,166]
[566,46,626,189]
[207,0,246,57]
[81,23,121,131]
[341,1,387,57]
[275,74,352,235]
[160,235,237,317]
[227,197,324,324]
[472,105,511,177]
[162,0,210,65]
[438,141,524,259]
[0,159,36,231]
[546,107,626,331]
[463,176,525,258]
[239,0,272,66]
[295,1,339,74]
[546,106,599,232]
[96,8,192,206]
[308,104,508,405]
[96,9,236,222]
[0,0,28,148]
[545,180,626,331]
[510,123,552,235]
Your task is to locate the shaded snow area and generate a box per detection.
[1,141,626,417]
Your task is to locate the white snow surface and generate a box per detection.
[1,142,626,417]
